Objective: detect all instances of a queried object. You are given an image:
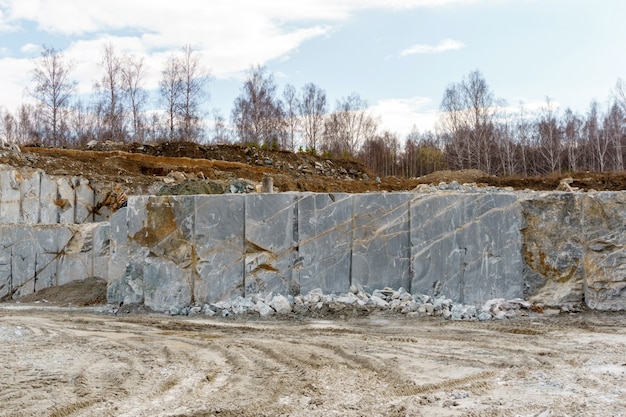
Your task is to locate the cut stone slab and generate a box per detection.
[74,178,95,223]
[20,170,41,224]
[411,193,465,300]
[194,194,245,303]
[39,175,59,224]
[0,168,20,224]
[0,224,110,300]
[410,193,523,306]
[244,193,297,297]
[296,193,352,294]
[57,177,76,224]
[143,258,193,312]
[460,193,523,304]
[128,196,196,307]
[352,193,411,293]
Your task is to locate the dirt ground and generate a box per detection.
[0,305,625,417]
[3,142,626,193]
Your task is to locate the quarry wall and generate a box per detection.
[1,165,625,311]
[0,165,112,299]
[108,191,626,312]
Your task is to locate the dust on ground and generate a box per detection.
[2,142,626,193]
[1,306,625,417]
[3,279,625,416]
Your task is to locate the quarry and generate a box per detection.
[1,159,624,313]
[1,144,625,416]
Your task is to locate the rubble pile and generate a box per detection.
[163,286,560,321]
[413,180,518,193]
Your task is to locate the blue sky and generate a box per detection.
[1,0,625,138]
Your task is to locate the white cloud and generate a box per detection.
[370,97,439,136]
[20,43,39,54]
[0,0,478,117]
[2,1,479,36]
[0,1,476,78]
[499,98,562,118]
[0,57,34,109]
[0,6,16,32]
[400,39,466,56]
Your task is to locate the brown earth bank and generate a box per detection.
[2,142,626,192]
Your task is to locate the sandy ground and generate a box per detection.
[1,307,625,417]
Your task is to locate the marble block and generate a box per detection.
[351,193,411,292]
[244,193,298,297]
[296,193,352,294]
[194,194,245,303]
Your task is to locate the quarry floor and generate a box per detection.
[1,306,625,417]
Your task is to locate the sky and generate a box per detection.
[0,0,625,139]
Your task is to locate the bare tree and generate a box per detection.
[359,130,400,176]
[158,46,210,142]
[160,55,183,141]
[231,65,285,147]
[299,83,326,152]
[16,104,39,144]
[514,102,532,176]
[604,102,624,171]
[282,84,300,150]
[494,106,517,176]
[562,108,583,172]
[615,78,626,114]
[120,52,147,141]
[402,130,444,177]
[30,45,76,146]
[0,107,17,144]
[438,70,496,173]
[536,97,563,173]
[96,43,125,141]
[210,108,230,144]
[584,100,610,172]
[144,112,168,143]
[178,45,209,142]
[322,93,376,157]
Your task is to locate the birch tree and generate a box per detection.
[30,46,76,146]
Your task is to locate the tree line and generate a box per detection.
[1,45,626,178]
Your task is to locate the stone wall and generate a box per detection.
[0,166,112,300]
[0,164,118,224]
[0,223,110,299]
[2,164,625,311]
[104,193,502,310]
[107,192,626,312]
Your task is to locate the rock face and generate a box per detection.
[0,164,122,225]
[583,192,626,310]
[0,223,110,300]
[521,192,626,310]
[2,164,626,312]
[107,191,626,312]
[296,193,352,294]
[521,193,585,305]
[0,166,113,300]
[109,192,526,309]
[411,193,523,305]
